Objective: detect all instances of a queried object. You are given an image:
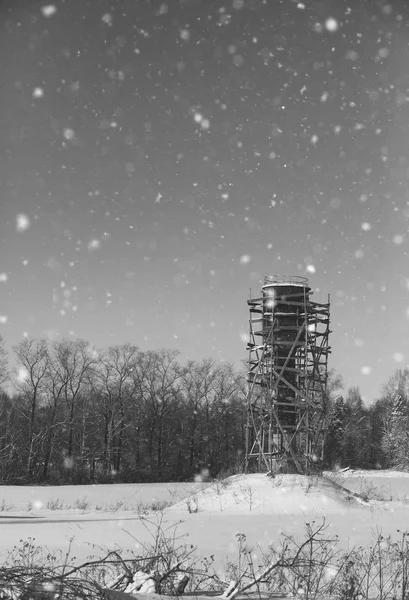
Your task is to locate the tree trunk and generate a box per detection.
[42,401,59,481]
[27,391,38,478]
[42,432,54,481]
[148,421,156,476]
[189,415,197,473]
[115,416,124,472]
[103,417,109,475]
[66,403,76,481]
[157,420,163,477]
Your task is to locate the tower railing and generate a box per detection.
[263,275,309,286]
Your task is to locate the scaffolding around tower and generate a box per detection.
[245,275,331,475]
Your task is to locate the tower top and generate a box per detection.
[262,275,309,288]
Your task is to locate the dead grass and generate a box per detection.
[2,517,409,600]
[16,498,174,514]
[0,499,15,512]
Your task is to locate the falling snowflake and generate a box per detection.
[393,353,404,363]
[0,316,8,325]
[16,214,30,232]
[378,48,389,59]
[346,50,359,61]
[361,222,371,231]
[157,3,168,15]
[17,367,28,382]
[324,18,339,32]
[239,255,251,265]
[41,4,57,17]
[306,264,316,274]
[0,273,8,282]
[33,87,44,98]
[102,13,113,25]
[232,55,244,66]
[64,457,75,469]
[63,128,75,140]
[361,366,372,376]
[88,239,101,250]
[393,234,404,245]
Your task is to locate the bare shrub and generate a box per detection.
[0,499,14,512]
[73,497,90,511]
[2,517,409,600]
[185,494,199,513]
[46,498,64,511]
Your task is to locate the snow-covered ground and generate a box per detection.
[0,481,210,513]
[167,473,367,514]
[0,471,408,568]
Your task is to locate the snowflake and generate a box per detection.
[393,353,404,363]
[41,5,57,17]
[239,255,251,265]
[16,214,30,232]
[63,128,75,140]
[325,18,339,32]
[88,239,101,250]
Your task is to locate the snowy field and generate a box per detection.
[0,481,210,513]
[1,472,409,568]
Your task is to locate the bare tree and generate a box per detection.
[51,339,97,480]
[40,347,72,481]
[132,349,182,478]
[211,362,246,471]
[180,358,219,474]
[0,334,9,389]
[94,343,139,475]
[12,338,50,478]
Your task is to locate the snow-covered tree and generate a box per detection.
[380,369,409,471]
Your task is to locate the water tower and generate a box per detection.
[245,275,331,475]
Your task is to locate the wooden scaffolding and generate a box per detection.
[245,275,331,475]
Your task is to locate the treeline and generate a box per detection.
[0,335,408,484]
[324,369,409,472]
[0,336,246,484]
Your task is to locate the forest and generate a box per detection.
[0,334,408,484]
